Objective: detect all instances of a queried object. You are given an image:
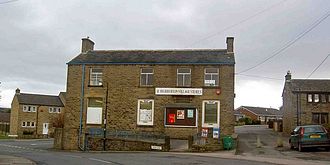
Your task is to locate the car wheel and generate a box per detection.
[298,143,303,152]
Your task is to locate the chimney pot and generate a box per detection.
[81,37,95,53]
[285,71,292,82]
[15,88,20,95]
[226,37,234,53]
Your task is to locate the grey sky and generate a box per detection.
[0,0,329,108]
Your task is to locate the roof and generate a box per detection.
[234,110,243,116]
[0,113,10,123]
[289,79,330,92]
[238,106,283,116]
[17,93,64,107]
[67,49,235,65]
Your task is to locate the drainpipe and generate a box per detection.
[103,82,109,151]
[78,64,86,150]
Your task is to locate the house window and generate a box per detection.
[89,68,103,86]
[140,68,153,86]
[22,122,26,127]
[307,94,313,103]
[49,107,53,113]
[31,122,35,127]
[321,94,327,103]
[86,98,103,124]
[314,94,320,103]
[49,107,61,113]
[312,113,328,124]
[23,105,36,112]
[26,122,30,127]
[204,68,219,86]
[23,106,28,112]
[202,100,220,127]
[137,99,154,126]
[177,68,191,87]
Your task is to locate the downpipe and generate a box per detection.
[78,64,86,151]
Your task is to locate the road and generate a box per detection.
[236,125,330,162]
[0,139,273,165]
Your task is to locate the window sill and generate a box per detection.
[139,85,154,88]
[137,124,154,127]
[203,86,220,89]
[88,85,104,87]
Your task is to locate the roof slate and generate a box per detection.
[67,50,235,65]
[240,106,283,116]
[290,79,330,92]
[17,93,64,107]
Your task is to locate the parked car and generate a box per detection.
[289,125,330,152]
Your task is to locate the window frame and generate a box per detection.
[140,68,154,86]
[312,113,328,124]
[89,68,103,86]
[137,99,154,126]
[202,100,220,128]
[314,94,320,103]
[86,98,103,125]
[22,121,26,127]
[204,68,219,87]
[177,68,191,87]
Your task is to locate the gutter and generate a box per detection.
[78,64,85,150]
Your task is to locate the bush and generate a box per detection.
[23,130,34,135]
[52,113,64,128]
[252,120,261,125]
[238,117,252,125]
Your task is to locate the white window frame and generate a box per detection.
[204,68,219,86]
[31,122,35,127]
[314,94,320,103]
[23,106,28,112]
[23,105,36,113]
[202,100,220,128]
[86,98,103,124]
[89,68,103,86]
[177,68,191,87]
[307,94,313,103]
[22,122,26,127]
[49,107,61,113]
[140,68,154,86]
[137,99,154,126]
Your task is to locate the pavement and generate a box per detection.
[0,155,35,165]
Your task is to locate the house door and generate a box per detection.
[42,123,49,135]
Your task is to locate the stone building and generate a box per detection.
[61,37,235,150]
[282,71,330,135]
[9,89,65,138]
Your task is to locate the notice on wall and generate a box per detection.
[139,109,152,123]
[213,127,219,139]
[201,128,208,138]
[187,109,194,118]
[177,110,185,119]
[86,107,102,124]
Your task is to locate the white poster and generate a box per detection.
[187,109,194,118]
[139,109,152,123]
[87,107,102,124]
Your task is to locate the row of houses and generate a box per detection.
[7,37,330,151]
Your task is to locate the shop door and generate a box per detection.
[42,123,49,135]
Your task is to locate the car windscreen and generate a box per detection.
[304,126,325,133]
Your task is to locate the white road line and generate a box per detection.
[63,155,83,158]
[88,158,112,164]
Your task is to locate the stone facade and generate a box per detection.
[61,37,235,150]
[9,89,65,138]
[282,72,330,135]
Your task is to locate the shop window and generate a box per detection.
[177,68,191,87]
[89,68,103,86]
[202,100,220,127]
[140,68,153,86]
[204,68,219,86]
[312,113,328,124]
[165,108,197,127]
[86,98,103,124]
[137,99,154,126]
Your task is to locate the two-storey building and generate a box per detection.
[9,89,65,138]
[282,71,330,135]
[61,37,235,150]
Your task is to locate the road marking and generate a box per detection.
[30,144,37,146]
[88,158,113,164]
[63,155,83,158]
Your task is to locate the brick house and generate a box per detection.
[61,37,235,150]
[282,71,330,135]
[9,89,65,138]
[235,106,282,124]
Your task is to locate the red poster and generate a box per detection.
[168,114,176,123]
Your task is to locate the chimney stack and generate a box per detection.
[226,37,234,53]
[285,71,292,82]
[15,88,20,95]
[81,37,94,53]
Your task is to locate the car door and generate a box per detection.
[291,127,300,148]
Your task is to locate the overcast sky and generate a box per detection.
[0,0,329,109]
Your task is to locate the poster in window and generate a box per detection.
[139,109,152,123]
[177,110,185,119]
[168,114,176,123]
[187,109,194,118]
[213,127,219,139]
[201,128,208,138]
[86,107,102,124]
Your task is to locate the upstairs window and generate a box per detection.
[23,105,37,112]
[307,94,313,103]
[314,94,320,103]
[49,107,61,113]
[140,68,153,86]
[177,68,191,87]
[89,68,103,86]
[321,94,327,103]
[204,68,219,86]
